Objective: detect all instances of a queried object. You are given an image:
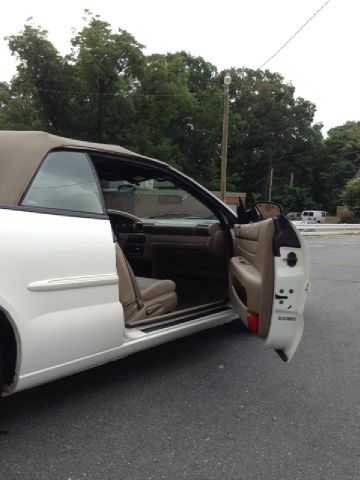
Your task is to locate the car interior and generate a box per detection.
[17,146,286,342]
[91,153,231,327]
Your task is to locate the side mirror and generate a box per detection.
[255,201,283,219]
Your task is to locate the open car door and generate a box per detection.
[229,215,309,361]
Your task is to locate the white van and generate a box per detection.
[301,210,327,224]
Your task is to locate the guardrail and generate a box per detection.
[292,222,360,236]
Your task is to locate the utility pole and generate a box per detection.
[220,72,231,202]
[290,171,294,187]
[268,167,273,201]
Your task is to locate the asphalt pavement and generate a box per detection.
[0,236,359,480]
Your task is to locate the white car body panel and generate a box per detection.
[16,307,238,392]
[0,209,124,390]
[265,227,310,359]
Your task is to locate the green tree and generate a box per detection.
[316,122,360,213]
[70,11,145,142]
[164,52,222,187]
[6,23,72,133]
[342,178,360,216]
[225,68,323,201]
[3,12,359,211]
[326,121,360,163]
[0,82,11,128]
[129,52,221,187]
[317,158,355,214]
[272,184,318,212]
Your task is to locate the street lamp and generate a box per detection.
[220,71,231,202]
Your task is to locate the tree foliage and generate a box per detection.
[70,12,145,141]
[225,68,322,200]
[342,178,360,217]
[6,24,71,131]
[315,122,360,213]
[1,13,359,213]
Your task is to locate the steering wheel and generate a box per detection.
[107,209,142,223]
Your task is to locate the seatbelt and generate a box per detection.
[124,257,144,311]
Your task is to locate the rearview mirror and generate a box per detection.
[255,201,283,219]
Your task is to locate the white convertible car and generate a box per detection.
[0,131,309,396]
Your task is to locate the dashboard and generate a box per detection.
[108,210,227,277]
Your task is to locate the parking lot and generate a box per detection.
[0,236,359,480]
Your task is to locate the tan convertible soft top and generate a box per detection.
[0,131,164,206]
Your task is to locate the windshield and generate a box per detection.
[102,179,216,222]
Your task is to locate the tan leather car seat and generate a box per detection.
[115,244,177,326]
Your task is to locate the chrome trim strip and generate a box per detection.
[28,273,119,291]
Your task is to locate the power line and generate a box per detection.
[29,87,225,98]
[259,0,332,69]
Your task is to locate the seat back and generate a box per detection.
[115,243,143,321]
[115,244,177,326]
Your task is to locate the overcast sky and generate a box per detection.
[1,0,358,133]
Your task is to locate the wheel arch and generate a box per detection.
[0,307,20,393]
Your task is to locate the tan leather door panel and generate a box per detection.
[229,218,275,338]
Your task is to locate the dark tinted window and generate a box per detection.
[22,151,104,214]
